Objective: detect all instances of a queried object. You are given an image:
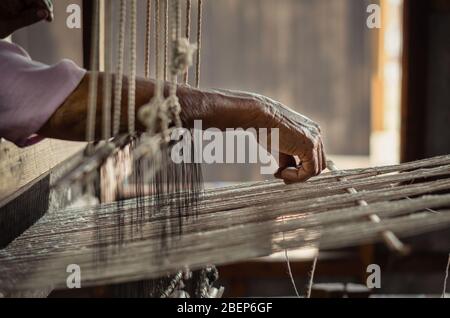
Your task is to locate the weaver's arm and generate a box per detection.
[38,72,326,183]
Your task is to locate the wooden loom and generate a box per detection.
[1,154,450,295]
[1,0,450,298]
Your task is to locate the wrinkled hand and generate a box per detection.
[254,94,326,183]
[197,89,326,184]
[0,0,53,39]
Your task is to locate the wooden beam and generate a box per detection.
[400,0,431,162]
[0,140,84,208]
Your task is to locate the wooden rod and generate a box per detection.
[327,160,410,255]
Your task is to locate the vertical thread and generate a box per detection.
[145,0,152,79]
[128,0,137,134]
[183,0,192,85]
[282,215,300,298]
[306,254,318,298]
[113,0,127,136]
[86,0,100,152]
[443,254,450,298]
[164,0,169,82]
[102,0,113,140]
[155,0,164,98]
[195,0,202,88]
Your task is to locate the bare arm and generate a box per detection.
[37,72,259,141]
[38,72,326,182]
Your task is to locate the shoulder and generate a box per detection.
[0,40,31,59]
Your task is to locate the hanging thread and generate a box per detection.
[155,0,162,97]
[443,253,450,298]
[145,0,152,79]
[285,249,300,297]
[306,253,318,298]
[183,0,192,85]
[113,0,127,136]
[128,0,138,135]
[86,0,100,153]
[102,0,114,140]
[164,0,169,81]
[195,0,203,88]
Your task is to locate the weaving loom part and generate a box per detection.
[43,0,206,297]
[1,155,450,294]
[1,0,450,300]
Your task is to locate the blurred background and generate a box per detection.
[7,0,450,297]
[12,0,403,174]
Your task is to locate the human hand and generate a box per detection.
[179,88,326,183]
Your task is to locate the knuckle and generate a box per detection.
[314,123,322,133]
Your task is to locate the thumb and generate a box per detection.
[6,9,49,34]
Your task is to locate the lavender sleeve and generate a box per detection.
[0,40,86,147]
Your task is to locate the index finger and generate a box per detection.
[280,150,320,183]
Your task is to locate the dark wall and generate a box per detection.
[402,0,450,162]
[425,7,450,157]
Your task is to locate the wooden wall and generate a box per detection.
[115,0,372,155]
[200,0,372,155]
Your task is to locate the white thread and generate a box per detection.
[138,0,165,133]
[443,254,450,298]
[166,0,187,129]
[86,0,100,153]
[306,254,318,298]
[145,0,152,79]
[102,0,114,140]
[281,216,300,298]
[155,0,163,98]
[164,0,169,81]
[113,0,127,136]
[284,249,300,297]
[183,0,192,85]
[195,0,202,88]
[128,0,137,135]
[172,38,197,76]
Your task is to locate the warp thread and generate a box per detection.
[282,215,300,297]
[145,0,152,79]
[306,253,318,298]
[128,0,138,134]
[86,0,100,150]
[113,0,127,136]
[443,253,450,298]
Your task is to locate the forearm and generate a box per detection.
[37,72,326,182]
[38,72,259,141]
